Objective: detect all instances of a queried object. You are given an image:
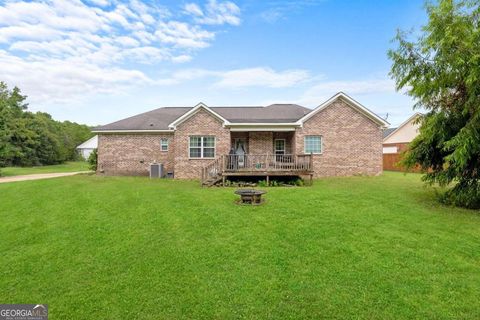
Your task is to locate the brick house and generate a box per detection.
[93,92,389,183]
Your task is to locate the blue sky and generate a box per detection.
[0,0,427,126]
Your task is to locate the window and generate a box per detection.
[383,146,398,154]
[304,135,322,154]
[189,136,215,158]
[274,139,285,155]
[160,138,169,151]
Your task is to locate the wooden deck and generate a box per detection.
[201,154,313,186]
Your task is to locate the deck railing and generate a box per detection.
[201,156,223,183]
[223,154,312,172]
[201,154,313,185]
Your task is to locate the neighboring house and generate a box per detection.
[92,92,389,183]
[76,135,98,160]
[382,113,422,171]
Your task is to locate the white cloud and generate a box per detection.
[296,78,411,123]
[0,49,151,104]
[300,78,396,105]
[214,67,310,88]
[163,67,310,88]
[155,21,215,48]
[185,0,241,26]
[88,0,110,7]
[0,0,241,103]
[259,0,323,23]
[184,3,204,17]
[115,36,140,47]
[171,55,193,63]
[0,25,63,43]
[259,9,284,23]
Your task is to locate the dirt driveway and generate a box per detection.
[0,171,91,184]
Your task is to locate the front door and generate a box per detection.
[274,139,286,162]
[234,138,247,154]
[234,138,247,167]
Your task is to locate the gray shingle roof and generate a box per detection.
[213,104,311,123]
[93,107,190,131]
[383,127,397,138]
[93,104,312,131]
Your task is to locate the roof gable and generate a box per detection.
[168,103,230,129]
[76,135,98,149]
[297,92,389,128]
[383,112,422,142]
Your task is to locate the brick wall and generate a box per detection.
[173,109,230,179]
[248,132,273,154]
[97,99,382,179]
[97,133,174,176]
[295,98,383,177]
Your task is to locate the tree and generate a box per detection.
[388,0,480,209]
[0,82,31,166]
[0,82,93,167]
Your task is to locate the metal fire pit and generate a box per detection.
[234,189,266,205]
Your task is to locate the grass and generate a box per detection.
[0,161,89,177]
[0,172,479,319]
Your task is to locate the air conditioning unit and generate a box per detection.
[150,163,164,178]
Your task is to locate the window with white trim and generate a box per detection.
[304,135,322,154]
[189,136,215,158]
[160,138,169,151]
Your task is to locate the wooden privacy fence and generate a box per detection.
[383,153,403,171]
[383,153,422,172]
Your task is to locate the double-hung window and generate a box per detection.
[189,136,215,158]
[304,135,322,154]
[160,138,169,151]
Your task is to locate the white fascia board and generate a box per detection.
[92,129,174,133]
[229,127,296,132]
[296,92,390,128]
[168,102,230,129]
[227,123,299,132]
[227,123,300,126]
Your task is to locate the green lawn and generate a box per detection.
[0,161,89,177]
[0,172,479,319]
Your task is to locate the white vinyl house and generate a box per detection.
[76,135,98,160]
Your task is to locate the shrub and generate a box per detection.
[258,180,268,187]
[88,149,97,171]
[294,178,304,186]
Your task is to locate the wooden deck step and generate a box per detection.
[202,174,223,187]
